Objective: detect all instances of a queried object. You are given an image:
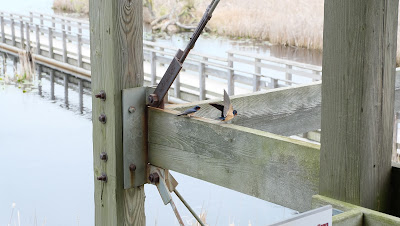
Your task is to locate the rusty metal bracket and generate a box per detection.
[122,87,155,189]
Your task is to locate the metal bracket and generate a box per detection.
[122,86,155,189]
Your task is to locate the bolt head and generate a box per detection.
[97,173,107,182]
[95,90,106,100]
[149,172,160,184]
[148,94,159,104]
[129,164,136,172]
[100,152,108,161]
[99,114,107,124]
[128,106,136,113]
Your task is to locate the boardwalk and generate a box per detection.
[0,11,322,102]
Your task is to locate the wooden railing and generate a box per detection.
[0,11,323,101]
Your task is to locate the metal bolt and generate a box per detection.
[97,173,107,182]
[100,152,108,161]
[128,106,136,113]
[148,94,159,105]
[99,114,107,124]
[95,90,106,101]
[149,172,160,184]
[129,164,137,172]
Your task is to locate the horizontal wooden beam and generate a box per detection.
[148,108,320,212]
[170,73,400,136]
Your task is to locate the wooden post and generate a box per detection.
[320,0,399,213]
[285,65,292,85]
[26,22,30,51]
[62,30,67,63]
[48,27,53,59]
[29,12,33,24]
[253,58,261,92]
[64,74,68,106]
[78,22,82,36]
[50,69,55,100]
[35,24,40,55]
[0,13,5,43]
[269,78,278,89]
[150,51,156,86]
[11,17,15,46]
[37,65,42,95]
[19,18,24,49]
[227,52,234,95]
[174,74,181,98]
[199,57,206,100]
[78,78,83,113]
[89,0,145,225]
[77,34,82,67]
[51,16,55,29]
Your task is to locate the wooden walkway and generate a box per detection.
[0,11,323,102]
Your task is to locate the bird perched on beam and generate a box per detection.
[209,90,237,122]
[177,105,201,117]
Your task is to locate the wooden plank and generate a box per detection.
[89,0,145,225]
[62,30,67,63]
[64,73,68,105]
[199,57,206,100]
[50,69,55,100]
[48,27,53,58]
[313,195,400,226]
[148,107,320,212]
[332,210,363,226]
[320,0,399,212]
[77,34,82,67]
[169,82,322,136]
[1,13,5,43]
[25,22,30,51]
[227,53,234,95]
[253,58,261,92]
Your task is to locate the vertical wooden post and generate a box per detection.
[64,74,68,106]
[51,16,55,29]
[29,12,33,24]
[227,52,234,95]
[19,18,24,49]
[90,0,145,225]
[48,27,53,59]
[50,69,55,100]
[13,56,17,74]
[77,34,82,67]
[312,70,320,82]
[26,22,30,51]
[253,58,261,92]
[0,13,5,43]
[62,30,67,63]
[320,0,399,213]
[1,53,6,75]
[35,24,40,55]
[174,74,181,98]
[78,78,83,113]
[11,17,15,46]
[269,78,278,89]
[199,57,206,100]
[285,65,292,85]
[150,51,156,86]
[37,65,42,95]
[78,22,82,36]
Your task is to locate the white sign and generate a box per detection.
[269,205,332,226]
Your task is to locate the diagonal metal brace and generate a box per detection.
[148,165,206,226]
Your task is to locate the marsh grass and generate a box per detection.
[53,0,89,14]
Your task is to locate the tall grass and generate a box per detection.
[53,0,89,14]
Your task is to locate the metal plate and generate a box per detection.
[123,87,150,188]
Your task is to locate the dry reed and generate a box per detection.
[52,0,89,14]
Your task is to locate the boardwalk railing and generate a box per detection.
[0,11,322,101]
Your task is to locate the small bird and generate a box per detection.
[177,105,201,117]
[209,90,237,121]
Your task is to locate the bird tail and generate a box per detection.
[177,113,183,116]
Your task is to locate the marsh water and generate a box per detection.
[0,0,328,225]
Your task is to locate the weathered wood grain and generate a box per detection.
[90,0,145,225]
[320,0,399,212]
[169,82,322,136]
[148,108,320,212]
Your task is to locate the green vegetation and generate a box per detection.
[52,0,89,14]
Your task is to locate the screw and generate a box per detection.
[97,173,107,182]
[129,164,136,172]
[148,94,159,105]
[100,152,108,161]
[128,106,136,113]
[95,90,106,101]
[149,172,160,184]
[99,114,107,124]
